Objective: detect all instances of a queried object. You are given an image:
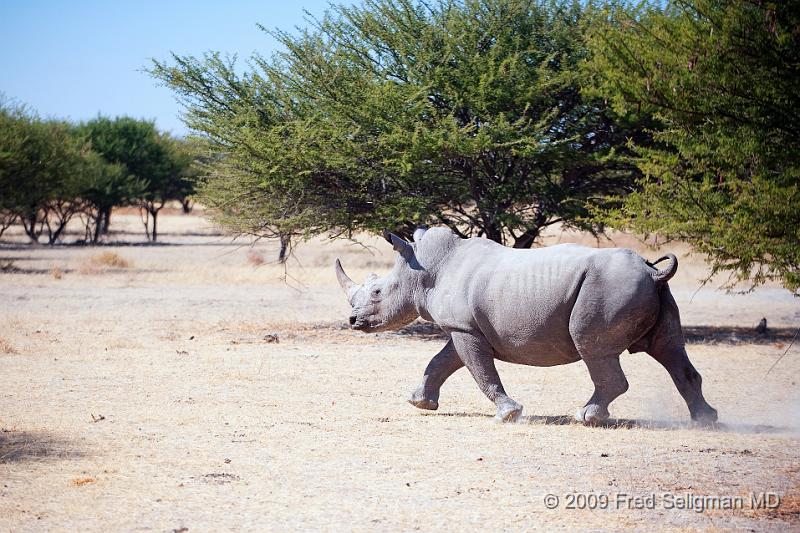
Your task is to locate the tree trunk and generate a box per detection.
[278,233,290,263]
[513,210,549,249]
[140,203,163,242]
[150,209,159,242]
[22,211,40,243]
[92,212,103,243]
[483,222,504,245]
[0,213,14,239]
[101,206,112,235]
[48,220,68,245]
[512,227,541,249]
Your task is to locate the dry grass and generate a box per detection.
[771,487,800,521]
[0,337,17,354]
[245,249,266,266]
[50,266,63,279]
[78,251,132,274]
[0,212,798,531]
[90,251,132,268]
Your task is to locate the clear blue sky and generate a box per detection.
[0,0,352,136]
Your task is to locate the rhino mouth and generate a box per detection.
[349,316,370,331]
[350,317,389,332]
[351,320,368,331]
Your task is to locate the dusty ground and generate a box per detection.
[1,211,799,532]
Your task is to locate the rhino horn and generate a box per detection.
[335,258,357,296]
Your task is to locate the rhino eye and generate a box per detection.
[371,288,381,298]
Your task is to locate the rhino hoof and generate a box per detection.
[690,406,719,427]
[408,396,439,411]
[495,402,523,423]
[575,405,609,426]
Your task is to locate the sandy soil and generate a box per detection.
[1,211,799,532]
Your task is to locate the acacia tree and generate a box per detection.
[138,134,197,242]
[79,117,196,242]
[79,117,163,237]
[0,106,197,245]
[74,150,138,243]
[151,0,648,249]
[0,102,26,237]
[0,103,86,243]
[587,1,800,293]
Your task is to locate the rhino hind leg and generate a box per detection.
[645,286,718,425]
[408,339,464,411]
[575,355,629,425]
[450,332,523,422]
[648,344,718,425]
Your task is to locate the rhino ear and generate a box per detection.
[383,231,415,262]
[412,226,428,242]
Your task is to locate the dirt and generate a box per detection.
[1,212,798,531]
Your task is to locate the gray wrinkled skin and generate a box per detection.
[335,227,718,425]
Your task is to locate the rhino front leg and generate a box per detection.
[408,339,464,410]
[576,355,629,425]
[451,332,523,422]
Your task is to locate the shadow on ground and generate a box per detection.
[0,429,83,463]
[0,240,231,250]
[0,264,166,275]
[390,321,798,346]
[683,326,799,345]
[424,411,786,433]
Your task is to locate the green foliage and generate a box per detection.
[0,104,199,244]
[136,134,199,241]
[79,116,197,241]
[72,150,133,242]
[586,1,800,293]
[77,118,153,203]
[0,101,87,243]
[150,0,646,248]
[80,117,163,184]
[0,102,29,235]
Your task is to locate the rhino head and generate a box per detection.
[335,229,428,332]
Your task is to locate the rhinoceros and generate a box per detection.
[335,226,718,425]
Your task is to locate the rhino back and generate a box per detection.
[430,241,657,366]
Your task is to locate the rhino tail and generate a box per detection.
[647,253,678,285]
